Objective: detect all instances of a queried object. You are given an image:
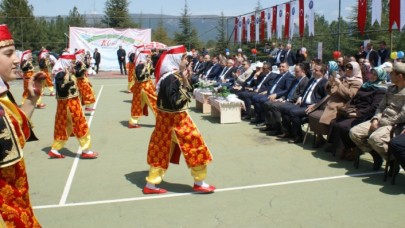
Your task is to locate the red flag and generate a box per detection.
[284,3,291,39]
[299,0,305,37]
[358,0,367,35]
[272,6,277,34]
[242,17,246,42]
[251,14,255,42]
[389,0,400,31]
[234,17,238,43]
[260,11,265,42]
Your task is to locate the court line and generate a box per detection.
[36,171,384,209]
[58,85,104,205]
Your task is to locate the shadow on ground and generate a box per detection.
[125,171,192,193]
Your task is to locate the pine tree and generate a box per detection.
[152,14,173,46]
[173,0,201,50]
[102,0,137,28]
[214,12,227,56]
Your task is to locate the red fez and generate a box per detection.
[74,49,85,55]
[0,24,14,48]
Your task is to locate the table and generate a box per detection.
[208,96,245,124]
[193,88,213,114]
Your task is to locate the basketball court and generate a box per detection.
[9,72,404,227]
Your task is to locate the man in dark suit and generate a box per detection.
[274,44,285,67]
[365,42,379,67]
[216,59,237,88]
[279,63,328,143]
[284,43,296,66]
[239,63,274,120]
[260,63,309,134]
[205,56,223,81]
[193,55,204,74]
[117,45,127,75]
[93,48,101,74]
[250,62,294,124]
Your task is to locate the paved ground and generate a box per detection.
[9,71,405,227]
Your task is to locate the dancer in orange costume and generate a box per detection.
[0,24,43,228]
[128,50,157,128]
[74,49,96,112]
[143,45,215,194]
[47,53,98,159]
[21,50,46,108]
[38,48,55,96]
[127,51,135,93]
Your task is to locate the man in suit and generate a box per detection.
[377,41,390,66]
[205,56,223,81]
[93,48,101,74]
[239,63,274,120]
[250,62,294,124]
[279,63,328,143]
[193,55,204,74]
[216,59,237,88]
[117,45,127,75]
[365,42,379,67]
[284,43,296,66]
[260,63,309,134]
[275,44,285,67]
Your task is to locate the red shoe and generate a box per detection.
[85,107,95,111]
[36,103,46,109]
[128,124,141,129]
[80,151,99,159]
[48,151,65,159]
[193,184,216,193]
[143,186,167,194]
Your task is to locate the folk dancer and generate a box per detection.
[21,50,46,108]
[128,49,157,128]
[47,53,99,159]
[74,49,96,111]
[143,45,215,194]
[0,24,43,227]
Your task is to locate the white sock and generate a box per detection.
[51,149,61,155]
[194,181,209,187]
[82,150,94,155]
[146,183,157,189]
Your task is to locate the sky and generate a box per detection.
[28,0,356,22]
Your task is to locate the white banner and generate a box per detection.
[290,0,297,39]
[246,16,251,43]
[237,16,242,43]
[255,12,260,43]
[371,0,382,26]
[266,8,272,40]
[401,0,405,30]
[277,4,284,40]
[307,0,315,36]
[69,27,151,71]
[317,42,322,60]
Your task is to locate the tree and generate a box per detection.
[66,6,86,27]
[173,0,201,50]
[152,14,173,46]
[0,0,37,50]
[102,0,137,28]
[213,12,227,55]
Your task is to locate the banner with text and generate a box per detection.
[69,27,151,71]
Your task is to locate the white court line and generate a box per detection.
[36,171,384,209]
[58,86,104,205]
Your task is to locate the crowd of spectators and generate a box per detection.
[189,40,405,176]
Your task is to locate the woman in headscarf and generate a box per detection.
[21,49,46,108]
[38,48,55,96]
[0,24,43,227]
[128,49,157,128]
[74,49,96,112]
[47,53,98,159]
[328,67,387,160]
[308,61,363,148]
[143,45,215,194]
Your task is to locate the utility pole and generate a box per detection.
[337,0,341,51]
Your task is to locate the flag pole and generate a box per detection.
[337,0,341,51]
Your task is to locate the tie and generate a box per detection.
[286,78,301,101]
[270,73,286,94]
[302,79,316,105]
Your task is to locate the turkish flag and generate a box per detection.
[389,0,400,31]
[242,17,246,42]
[234,17,238,43]
[358,0,367,35]
[299,0,304,37]
[251,14,255,42]
[272,6,277,34]
[260,11,265,42]
[284,3,291,39]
